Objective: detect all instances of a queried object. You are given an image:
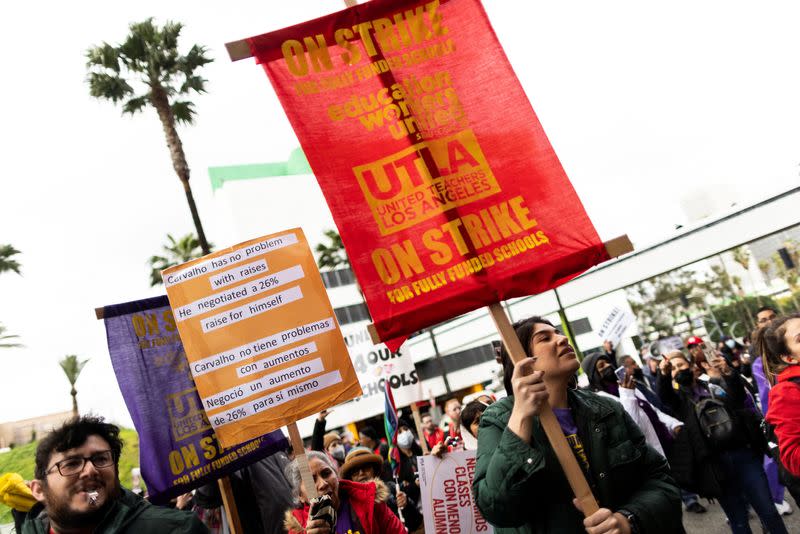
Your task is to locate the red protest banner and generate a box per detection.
[239,0,609,350]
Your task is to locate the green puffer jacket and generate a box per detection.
[473,390,683,533]
[22,488,209,534]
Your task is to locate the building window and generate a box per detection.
[321,267,355,289]
[334,302,371,325]
[570,317,592,336]
[416,343,496,378]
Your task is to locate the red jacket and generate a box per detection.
[766,365,800,477]
[424,427,444,450]
[284,479,405,534]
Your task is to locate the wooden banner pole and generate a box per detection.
[487,302,599,516]
[410,403,429,454]
[217,476,243,534]
[287,422,319,500]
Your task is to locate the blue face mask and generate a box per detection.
[725,339,736,349]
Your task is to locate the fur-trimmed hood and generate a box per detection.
[284,478,389,533]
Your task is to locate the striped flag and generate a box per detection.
[383,385,401,478]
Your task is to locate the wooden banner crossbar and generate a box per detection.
[226,40,252,62]
[226,0,357,62]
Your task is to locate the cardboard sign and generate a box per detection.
[101,296,287,504]
[242,0,608,350]
[418,449,494,534]
[596,306,635,347]
[162,229,361,447]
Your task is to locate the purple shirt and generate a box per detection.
[335,496,356,534]
[553,407,578,435]
[553,407,590,472]
[753,356,771,414]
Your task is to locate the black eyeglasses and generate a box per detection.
[46,450,115,477]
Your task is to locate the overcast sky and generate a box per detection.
[1,0,799,427]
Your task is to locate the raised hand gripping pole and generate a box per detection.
[487,303,599,516]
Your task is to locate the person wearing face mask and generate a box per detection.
[325,434,346,466]
[657,351,786,533]
[583,352,706,514]
[394,420,423,506]
[474,316,682,534]
[310,410,348,469]
[581,352,682,459]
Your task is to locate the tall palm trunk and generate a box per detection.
[151,85,210,254]
[71,387,79,417]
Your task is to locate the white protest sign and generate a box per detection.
[418,449,494,534]
[658,335,684,354]
[329,320,423,424]
[596,306,635,346]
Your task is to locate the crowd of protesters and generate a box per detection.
[7,305,800,533]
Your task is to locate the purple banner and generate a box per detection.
[103,295,287,504]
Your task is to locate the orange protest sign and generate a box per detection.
[162,228,361,448]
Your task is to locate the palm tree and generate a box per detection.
[732,246,761,305]
[315,229,349,270]
[772,252,800,311]
[149,233,209,286]
[315,229,365,301]
[0,323,22,349]
[0,244,21,275]
[59,355,89,417]
[86,19,213,254]
[709,263,754,331]
[758,259,772,285]
[1,246,23,346]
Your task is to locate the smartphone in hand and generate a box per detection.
[615,365,627,383]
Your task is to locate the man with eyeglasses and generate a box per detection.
[23,415,208,533]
